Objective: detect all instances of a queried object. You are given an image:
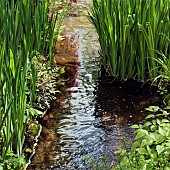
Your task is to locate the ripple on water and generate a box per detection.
[28,1,161,169]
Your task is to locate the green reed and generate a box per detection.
[89,0,170,82]
[0,0,58,166]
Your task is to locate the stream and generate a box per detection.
[28,0,161,169]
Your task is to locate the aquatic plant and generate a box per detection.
[89,0,170,83]
[0,0,59,168]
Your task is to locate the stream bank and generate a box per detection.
[28,1,161,169]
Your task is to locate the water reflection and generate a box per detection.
[28,28,161,169]
[95,79,160,127]
[28,1,161,169]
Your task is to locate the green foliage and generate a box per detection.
[114,106,170,170]
[27,55,65,110]
[154,50,170,84]
[0,152,26,170]
[89,0,170,82]
[0,0,63,168]
[150,49,170,106]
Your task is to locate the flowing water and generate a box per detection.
[28,1,161,169]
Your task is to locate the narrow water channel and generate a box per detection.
[28,1,161,169]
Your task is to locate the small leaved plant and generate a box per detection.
[114,106,170,170]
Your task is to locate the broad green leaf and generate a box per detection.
[141,139,148,147]
[137,148,147,154]
[145,114,154,119]
[152,119,156,125]
[153,132,165,143]
[143,122,152,128]
[131,124,139,129]
[161,119,170,123]
[146,145,151,154]
[131,141,140,151]
[145,134,155,145]
[0,165,3,170]
[158,126,166,136]
[156,145,164,155]
[156,119,161,125]
[150,125,156,132]
[135,129,148,139]
[28,108,44,117]
[145,106,159,112]
[166,130,170,137]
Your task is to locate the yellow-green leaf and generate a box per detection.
[156,145,164,155]
[10,49,15,77]
[135,129,148,139]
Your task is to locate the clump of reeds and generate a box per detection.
[0,0,59,168]
[89,0,170,83]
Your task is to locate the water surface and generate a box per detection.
[28,1,161,169]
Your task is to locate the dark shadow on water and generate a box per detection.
[95,77,162,127]
[27,1,163,168]
[28,66,162,170]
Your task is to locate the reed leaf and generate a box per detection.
[0,0,61,167]
[89,0,170,83]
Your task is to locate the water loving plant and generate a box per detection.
[89,0,170,83]
[149,42,170,105]
[0,0,60,168]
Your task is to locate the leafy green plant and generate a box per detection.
[0,152,26,170]
[114,106,170,170]
[27,55,65,111]
[0,0,63,168]
[89,0,170,83]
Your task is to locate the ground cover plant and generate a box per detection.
[87,106,170,170]
[0,0,62,169]
[89,0,170,83]
[112,52,170,169]
[114,106,170,170]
